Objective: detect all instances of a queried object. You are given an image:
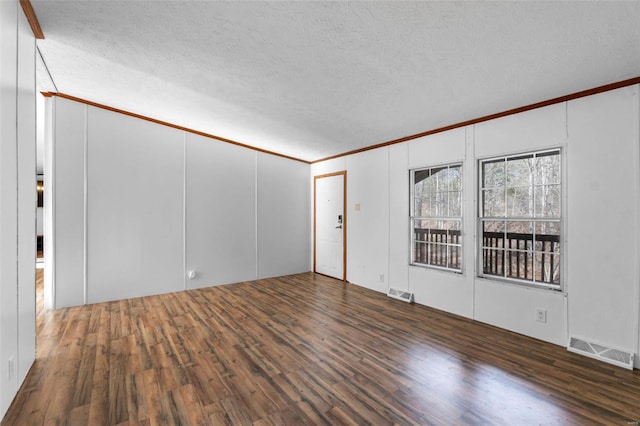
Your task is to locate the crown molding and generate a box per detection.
[312,76,640,164]
[19,0,44,39]
[44,92,310,164]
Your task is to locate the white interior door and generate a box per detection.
[315,173,345,280]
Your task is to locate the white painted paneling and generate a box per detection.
[87,107,184,303]
[311,157,347,177]
[346,150,389,293]
[475,279,567,345]
[185,133,256,288]
[257,153,310,278]
[407,127,466,169]
[475,102,567,158]
[0,1,20,415]
[472,101,569,344]
[407,126,473,318]
[567,86,639,354]
[410,268,473,318]
[388,144,409,291]
[52,98,85,307]
[0,3,37,417]
[43,97,54,310]
[16,9,36,384]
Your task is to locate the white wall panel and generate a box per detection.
[310,157,346,177]
[52,98,85,307]
[567,86,639,354]
[0,3,37,417]
[474,280,567,345]
[408,127,466,168]
[475,102,567,158]
[257,153,310,278]
[87,107,184,303]
[16,9,36,384]
[388,144,409,291]
[472,101,569,343]
[185,133,256,288]
[0,1,19,414]
[407,126,473,318]
[346,150,389,293]
[410,268,473,318]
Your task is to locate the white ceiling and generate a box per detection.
[32,1,640,162]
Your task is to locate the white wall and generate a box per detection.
[312,85,640,365]
[16,5,36,387]
[185,132,256,288]
[346,149,390,293]
[87,108,184,303]
[566,88,639,358]
[51,99,85,307]
[48,97,310,306]
[257,153,310,279]
[0,2,37,418]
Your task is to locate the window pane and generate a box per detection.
[534,222,560,252]
[428,242,447,267]
[483,247,504,277]
[483,189,505,217]
[505,249,533,281]
[414,241,428,264]
[414,198,426,217]
[432,192,449,217]
[414,169,430,188]
[411,163,463,272]
[449,190,462,217]
[445,166,462,191]
[507,156,534,187]
[535,184,560,218]
[534,252,560,285]
[535,152,560,185]
[447,245,462,270]
[482,220,505,248]
[479,150,561,287]
[507,187,533,217]
[507,221,533,251]
[429,167,448,191]
[482,160,505,188]
[447,220,462,244]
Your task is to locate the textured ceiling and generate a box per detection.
[32,1,640,162]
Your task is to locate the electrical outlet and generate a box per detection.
[535,308,547,323]
[379,274,384,282]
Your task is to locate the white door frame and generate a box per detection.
[313,171,347,281]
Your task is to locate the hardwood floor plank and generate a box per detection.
[3,271,640,425]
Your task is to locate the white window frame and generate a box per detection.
[477,148,562,290]
[410,162,463,273]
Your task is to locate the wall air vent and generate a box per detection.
[387,288,414,303]
[567,336,634,370]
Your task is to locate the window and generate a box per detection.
[411,163,462,271]
[479,149,561,288]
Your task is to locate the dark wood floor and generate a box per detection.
[2,271,640,425]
